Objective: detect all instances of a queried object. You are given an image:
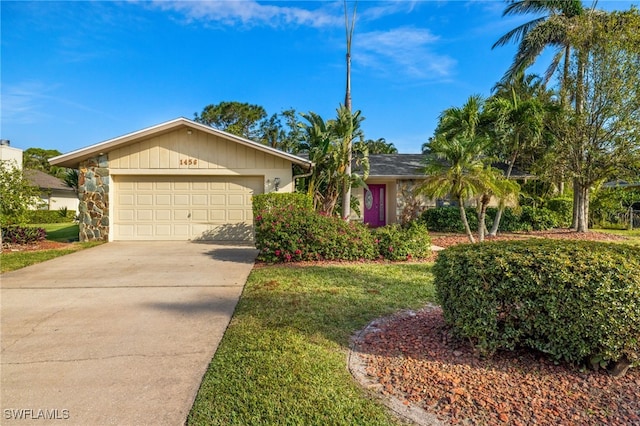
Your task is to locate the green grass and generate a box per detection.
[592,228,640,246]
[188,263,436,426]
[33,223,80,242]
[1,242,102,273]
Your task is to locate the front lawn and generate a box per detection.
[35,223,79,242]
[188,263,436,425]
[592,228,640,246]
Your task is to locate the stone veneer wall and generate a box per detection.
[77,155,109,242]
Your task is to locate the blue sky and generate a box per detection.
[1,1,636,155]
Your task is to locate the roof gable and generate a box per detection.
[49,118,312,169]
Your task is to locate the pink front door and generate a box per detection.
[363,184,386,227]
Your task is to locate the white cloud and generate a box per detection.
[354,27,456,80]
[150,0,341,28]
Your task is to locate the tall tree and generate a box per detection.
[486,74,550,235]
[194,101,267,140]
[342,0,357,220]
[299,106,368,216]
[364,138,398,154]
[551,8,640,232]
[420,95,517,242]
[493,0,584,101]
[23,147,66,178]
[417,136,502,243]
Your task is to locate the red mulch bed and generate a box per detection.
[430,228,628,249]
[356,307,640,426]
[355,230,639,425]
[2,240,72,252]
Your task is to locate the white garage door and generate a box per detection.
[114,176,263,241]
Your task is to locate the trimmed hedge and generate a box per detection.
[2,225,46,245]
[420,206,564,232]
[433,240,640,369]
[27,209,76,224]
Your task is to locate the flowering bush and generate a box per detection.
[373,222,431,261]
[254,194,433,263]
[1,225,46,245]
[255,204,377,263]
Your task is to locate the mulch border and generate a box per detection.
[348,304,446,426]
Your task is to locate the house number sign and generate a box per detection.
[180,158,198,166]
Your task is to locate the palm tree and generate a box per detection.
[364,138,398,154]
[493,0,584,103]
[435,94,487,140]
[299,106,368,216]
[417,136,497,243]
[486,74,550,235]
[342,0,357,220]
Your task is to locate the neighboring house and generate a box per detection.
[352,154,535,228]
[0,140,79,212]
[24,169,79,212]
[50,118,312,243]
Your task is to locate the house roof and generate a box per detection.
[602,180,640,189]
[49,117,313,169]
[368,154,426,178]
[367,154,535,180]
[25,169,74,192]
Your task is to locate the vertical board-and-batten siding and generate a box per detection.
[108,128,286,170]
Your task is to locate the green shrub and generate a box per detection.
[254,206,376,263]
[420,206,561,233]
[434,240,640,368]
[252,193,313,216]
[27,209,76,224]
[2,225,47,245]
[373,222,431,261]
[544,197,573,228]
[420,207,479,232]
[520,206,559,230]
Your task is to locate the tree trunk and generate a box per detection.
[489,156,515,237]
[459,197,476,243]
[341,1,355,221]
[571,178,580,230]
[576,182,589,233]
[478,196,490,243]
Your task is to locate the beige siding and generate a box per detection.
[109,128,287,170]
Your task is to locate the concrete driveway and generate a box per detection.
[1,242,258,426]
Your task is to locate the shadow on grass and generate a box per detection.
[236,263,436,348]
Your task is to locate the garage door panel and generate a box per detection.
[156,194,171,205]
[137,194,153,205]
[174,194,189,206]
[192,194,208,205]
[137,210,153,221]
[118,209,134,221]
[227,194,244,205]
[209,209,225,221]
[191,209,208,221]
[156,209,171,221]
[114,176,262,241]
[210,195,225,205]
